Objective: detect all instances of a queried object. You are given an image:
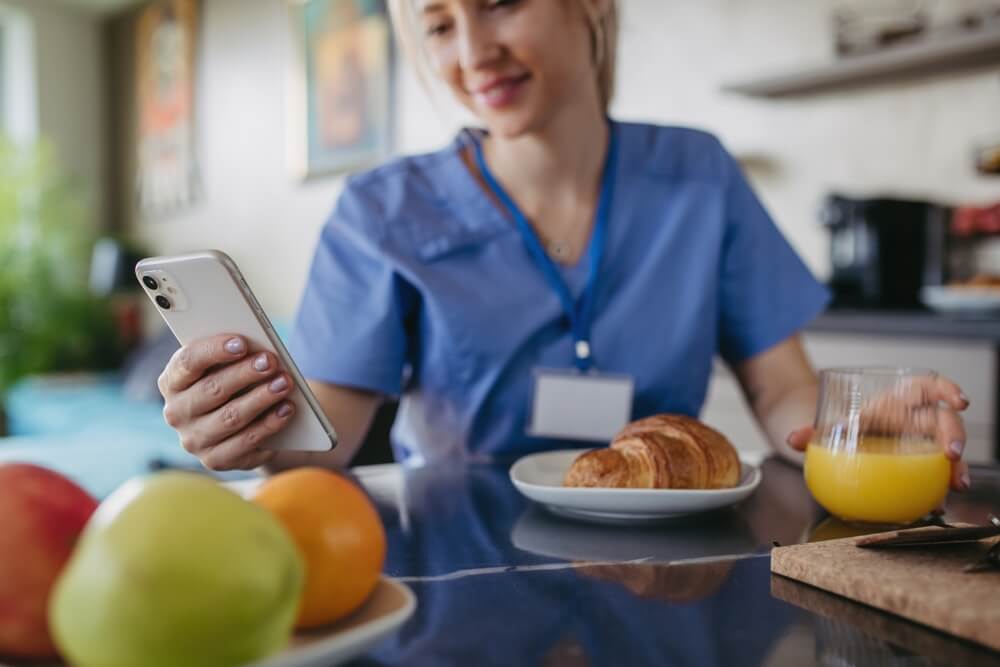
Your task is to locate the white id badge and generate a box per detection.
[527,368,635,441]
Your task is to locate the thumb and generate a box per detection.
[786,426,814,452]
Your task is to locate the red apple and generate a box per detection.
[0,463,98,659]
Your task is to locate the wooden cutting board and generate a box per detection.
[772,530,1000,652]
[771,574,1000,666]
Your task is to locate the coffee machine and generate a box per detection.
[821,195,951,310]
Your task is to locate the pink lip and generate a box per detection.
[471,74,530,110]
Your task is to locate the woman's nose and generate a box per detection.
[456,20,501,70]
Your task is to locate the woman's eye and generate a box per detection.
[426,22,452,38]
[486,0,520,9]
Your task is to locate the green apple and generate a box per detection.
[50,472,304,667]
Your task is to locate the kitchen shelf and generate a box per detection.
[809,309,1000,341]
[722,25,1000,97]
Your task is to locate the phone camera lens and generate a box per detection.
[155,295,172,309]
[142,275,159,290]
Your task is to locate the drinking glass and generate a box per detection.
[804,367,950,526]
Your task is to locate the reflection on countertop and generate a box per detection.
[341,456,1000,666]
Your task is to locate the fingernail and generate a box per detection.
[960,392,970,405]
[949,440,964,458]
[276,402,293,418]
[225,337,245,354]
[961,471,971,490]
[269,376,289,393]
[253,353,270,372]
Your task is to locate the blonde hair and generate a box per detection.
[387,0,618,110]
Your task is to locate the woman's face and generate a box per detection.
[417,0,600,138]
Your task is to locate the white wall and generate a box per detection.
[129,0,1000,319]
[1,0,106,228]
[125,0,343,320]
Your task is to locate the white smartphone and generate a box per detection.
[135,250,337,452]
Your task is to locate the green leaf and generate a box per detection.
[0,136,126,396]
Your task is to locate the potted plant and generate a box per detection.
[0,138,125,421]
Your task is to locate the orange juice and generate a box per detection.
[804,439,950,525]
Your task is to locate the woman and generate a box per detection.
[157,0,971,490]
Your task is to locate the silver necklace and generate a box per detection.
[548,240,570,259]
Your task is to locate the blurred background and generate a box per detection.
[0,0,998,496]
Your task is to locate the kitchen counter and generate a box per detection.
[351,457,1000,666]
[810,309,1000,341]
[5,454,997,666]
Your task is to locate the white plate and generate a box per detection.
[921,285,1000,314]
[509,449,762,524]
[512,505,758,562]
[251,576,415,667]
[1,577,415,667]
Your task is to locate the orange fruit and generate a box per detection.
[251,467,386,629]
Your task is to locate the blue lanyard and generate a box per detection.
[472,126,618,372]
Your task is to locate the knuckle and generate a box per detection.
[244,427,262,448]
[162,404,179,428]
[179,433,200,454]
[183,428,212,454]
[220,403,241,428]
[175,347,195,376]
[203,377,224,400]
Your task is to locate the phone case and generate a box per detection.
[135,250,336,452]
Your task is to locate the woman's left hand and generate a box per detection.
[785,375,972,492]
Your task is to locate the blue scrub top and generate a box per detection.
[290,120,830,464]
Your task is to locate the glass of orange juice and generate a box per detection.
[804,367,951,526]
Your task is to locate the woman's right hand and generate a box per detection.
[158,334,296,471]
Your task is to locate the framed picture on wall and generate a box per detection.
[134,0,200,220]
[288,0,393,179]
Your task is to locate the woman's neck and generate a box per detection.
[480,103,610,219]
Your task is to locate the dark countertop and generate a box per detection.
[353,458,1000,666]
[810,309,1000,341]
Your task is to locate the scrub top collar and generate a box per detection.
[430,122,626,271]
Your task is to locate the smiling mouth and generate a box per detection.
[472,73,531,109]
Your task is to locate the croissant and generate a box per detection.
[618,414,741,489]
[575,561,735,602]
[562,414,740,490]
